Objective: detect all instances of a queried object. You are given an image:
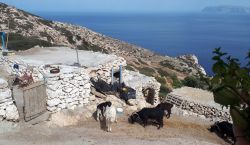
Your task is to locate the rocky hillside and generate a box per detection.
[0,2,206,93]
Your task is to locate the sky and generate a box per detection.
[1,0,250,13]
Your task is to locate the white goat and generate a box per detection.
[103,105,117,132]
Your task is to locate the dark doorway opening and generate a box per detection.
[143,88,155,105]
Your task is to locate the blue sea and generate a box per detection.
[39,12,250,75]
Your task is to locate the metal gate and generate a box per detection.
[23,81,47,121]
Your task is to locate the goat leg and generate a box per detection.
[143,118,148,128]
[158,118,164,129]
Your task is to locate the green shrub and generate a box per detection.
[204,48,250,139]
[159,60,174,69]
[159,85,171,98]
[77,40,108,54]
[54,26,75,44]
[155,76,166,84]
[157,68,170,77]
[182,76,208,89]
[155,76,170,99]
[182,76,199,88]
[37,19,53,28]
[138,67,155,77]
[7,33,53,51]
[171,74,183,88]
[125,64,135,71]
[40,32,54,42]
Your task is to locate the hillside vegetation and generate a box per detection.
[0,2,206,94]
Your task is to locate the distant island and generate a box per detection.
[202,5,250,14]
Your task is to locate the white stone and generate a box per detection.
[58,103,66,109]
[5,105,19,120]
[59,95,66,99]
[47,98,61,106]
[0,89,11,100]
[51,81,62,90]
[74,76,83,81]
[47,106,57,112]
[70,88,79,95]
[83,83,91,89]
[46,90,57,99]
[61,74,73,78]
[65,97,74,103]
[85,89,91,95]
[182,110,190,116]
[47,77,59,81]
[46,73,60,78]
[63,77,70,82]
[0,109,6,117]
[46,80,57,85]
[69,105,77,110]
[63,87,73,93]
[70,79,78,86]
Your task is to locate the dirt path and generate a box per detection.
[0,115,229,145]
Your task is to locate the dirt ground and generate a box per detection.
[0,115,229,145]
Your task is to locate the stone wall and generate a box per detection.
[1,56,91,113]
[0,56,30,77]
[123,70,161,105]
[0,78,19,121]
[91,56,126,84]
[38,66,91,112]
[166,94,231,122]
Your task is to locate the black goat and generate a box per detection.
[209,121,235,144]
[156,102,173,119]
[129,107,165,129]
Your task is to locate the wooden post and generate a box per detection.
[119,65,123,85]
[74,47,80,66]
[111,67,114,85]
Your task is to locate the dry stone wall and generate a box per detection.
[0,56,30,77]
[1,56,91,113]
[166,94,231,122]
[38,66,91,112]
[92,56,126,84]
[0,78,19,121]
[123,70,161,105]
